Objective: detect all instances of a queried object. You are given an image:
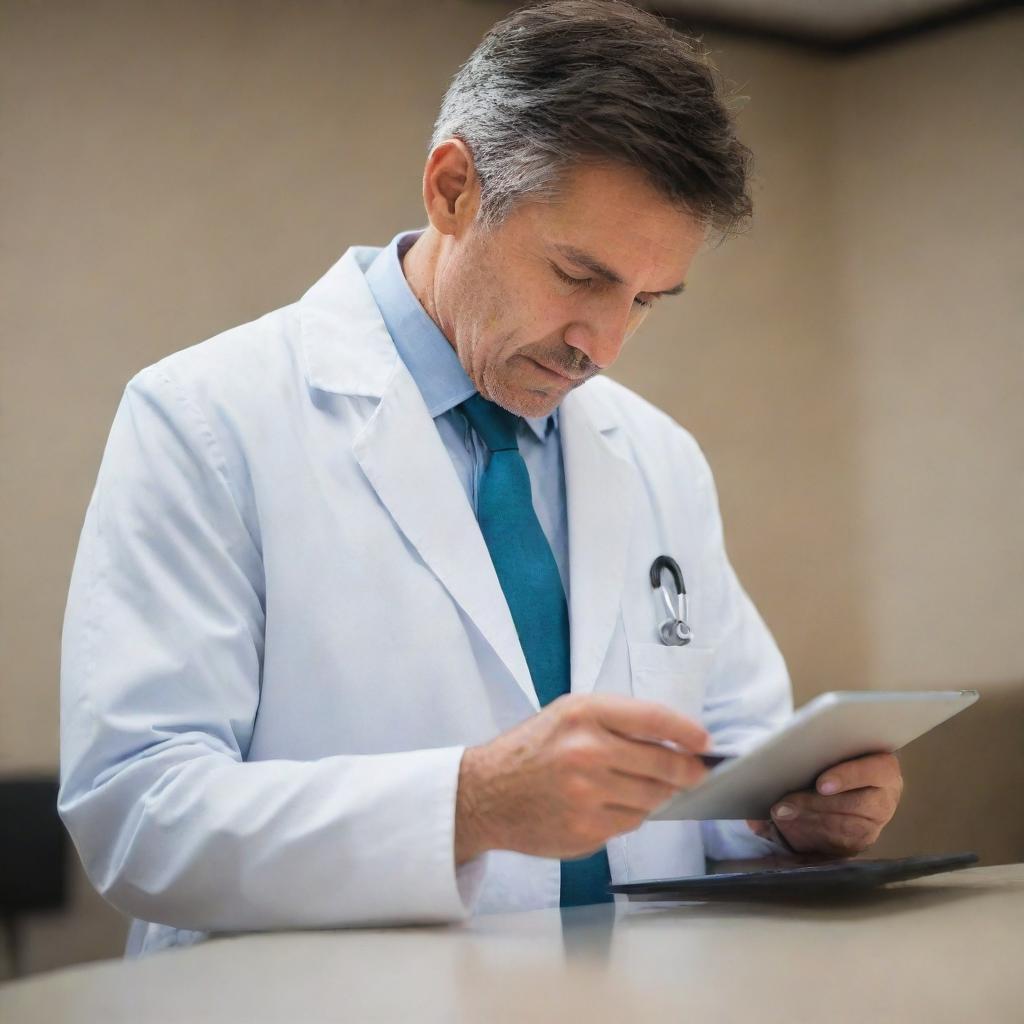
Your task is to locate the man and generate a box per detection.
[59,0,902,956]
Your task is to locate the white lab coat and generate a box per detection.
[58,244,793,956]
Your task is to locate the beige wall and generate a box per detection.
[1,0,1020,976]
[830,14,1024,866]
[834,16,1023,692]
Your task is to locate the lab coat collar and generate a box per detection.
[299,246,400,399]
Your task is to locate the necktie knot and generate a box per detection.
[459,393,520,452]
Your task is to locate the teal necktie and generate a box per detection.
[459,393,612,907]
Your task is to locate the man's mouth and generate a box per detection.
[527,357,586,384]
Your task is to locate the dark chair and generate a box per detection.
[0,776,68,977]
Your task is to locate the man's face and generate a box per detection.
[427,161,707,418]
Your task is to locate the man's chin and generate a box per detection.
[502,384,566,420]
[480,375,563,419]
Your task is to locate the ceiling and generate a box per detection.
[646,0,1011,50]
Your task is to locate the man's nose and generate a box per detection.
[567,304,633,370]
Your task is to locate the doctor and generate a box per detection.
[59,0,902,956]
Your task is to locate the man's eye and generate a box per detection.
[553,266,593,289]
[553,265,654,310]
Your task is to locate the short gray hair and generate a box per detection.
[430,0,753,237]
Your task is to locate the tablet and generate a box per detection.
[609,852,979,900]
[649,689,979,821]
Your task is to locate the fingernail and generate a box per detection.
[819,778,839,795]
[773,803,797,820]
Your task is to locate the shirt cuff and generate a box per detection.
[701,818,793,861]
[455,852,490,911]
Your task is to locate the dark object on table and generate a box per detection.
[610,852,979,901]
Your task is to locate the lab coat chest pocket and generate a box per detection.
[627,642,715,729]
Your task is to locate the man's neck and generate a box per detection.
[400,227,448,345]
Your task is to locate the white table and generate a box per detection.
[2,863,1020,1023]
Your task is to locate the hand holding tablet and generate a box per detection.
[746,748,904,857]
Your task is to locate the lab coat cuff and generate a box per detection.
[360,743,487,925]
[420,744,486,923]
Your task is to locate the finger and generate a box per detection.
[773,807,882,856]
[602,731,708,789]
[815,752,901,796]
[774,786,893,824]
[591,693,710,754]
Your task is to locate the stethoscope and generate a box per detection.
[649,555,692,646]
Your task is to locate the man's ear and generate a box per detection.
[421,138,480,236]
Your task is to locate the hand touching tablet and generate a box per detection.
[747,752,903,857]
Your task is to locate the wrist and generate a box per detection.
[454,745,495,866]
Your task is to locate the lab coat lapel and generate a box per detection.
[299,248,538,710]
[352,366,538,709]
[560,386,637,696]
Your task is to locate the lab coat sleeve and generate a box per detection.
[58,365,485,932]
[679,435,796,862]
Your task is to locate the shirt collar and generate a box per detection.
[363,228,556,442]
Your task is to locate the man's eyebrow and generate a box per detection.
[553,244,686,296]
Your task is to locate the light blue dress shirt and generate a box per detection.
[364,229,570,603]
